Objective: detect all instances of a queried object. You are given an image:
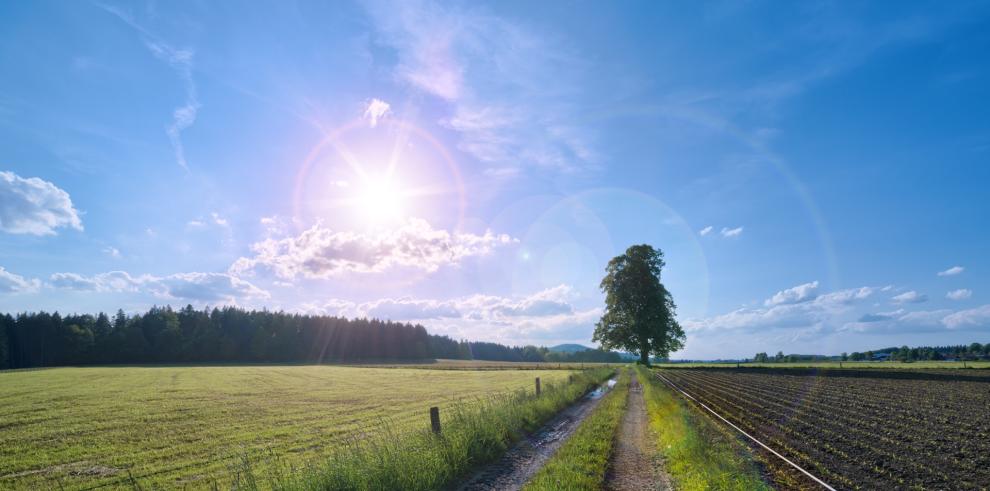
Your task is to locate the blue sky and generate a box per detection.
[1,0,988,359]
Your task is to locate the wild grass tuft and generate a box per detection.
[636,366,769,491]
[247,368,616,491]
[523,368,630,491]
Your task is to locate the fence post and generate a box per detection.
[429,406,441,434]
[535,377,541,396]
[568,374,574,383]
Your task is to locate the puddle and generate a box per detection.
[457,377,619,490]
[587,378,619,400]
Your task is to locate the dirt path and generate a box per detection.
[605,373,672,491]
[456,379,615,491]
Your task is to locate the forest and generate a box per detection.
[0,305,620,369]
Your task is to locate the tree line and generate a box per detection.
[752,343,989,364]
[0,306,620,369]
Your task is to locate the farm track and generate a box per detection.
[457,377,617,491]
[656,368,990,490]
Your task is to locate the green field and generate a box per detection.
[0,365,575,489]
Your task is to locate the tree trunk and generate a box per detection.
[640,343,650,366]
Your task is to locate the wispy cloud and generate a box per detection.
[363,98,391,127]
[230,218,516,279]
[103,246,121,258]
[306,285,599,345]
[98,4,199,170]
[0,266,40,293]
[720,226,744,238]
[0,171,83,235]
[937,265,964,276]
[363,0,598,175]
[698,225,713,236]
[49,270,268,304]
[892,290,928,304]
[946,289,972,301]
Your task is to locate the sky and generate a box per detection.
[1,0,989,359]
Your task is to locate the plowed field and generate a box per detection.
[656,368,990,490]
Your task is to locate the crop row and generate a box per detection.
[657,368,990,490]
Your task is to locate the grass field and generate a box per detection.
[653,360,990,369]
[0,365,576,490]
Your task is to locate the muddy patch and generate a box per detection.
[457,378,617,491]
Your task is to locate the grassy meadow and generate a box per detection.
[0,365,576,489]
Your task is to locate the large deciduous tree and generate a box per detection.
[593,244,685,365]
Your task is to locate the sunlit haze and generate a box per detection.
[1,1,988,359]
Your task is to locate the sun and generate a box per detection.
[355,174,405,223]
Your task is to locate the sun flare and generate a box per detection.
[355,174,405,222]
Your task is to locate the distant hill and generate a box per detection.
[548,343,594,353]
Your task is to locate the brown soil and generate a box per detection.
[605,373,672,491]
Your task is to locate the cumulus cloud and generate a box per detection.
[49,270,268,303]
[699,225,713,236]
[684,285,878,333]
[720,226,744,238]
[942,305,990,329]
[892,290,928,304]
[937,266,964,276]
[363,0,598,174]
[946,289,972,301]
[0,171,83,235]
[230,218,516,279]
[308,285,596,345]
[103,246,121,258]
[765,281,819,306]
[363,98,391,127]
[0,266,40,293]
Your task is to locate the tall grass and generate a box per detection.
[246,368,614,491]
[635,366,769,491]
[523,368,630,491]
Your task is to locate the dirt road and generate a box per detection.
[605,373,672,491]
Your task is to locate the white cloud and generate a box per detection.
[685,285,878,334]
[699,225,713,236]
[103,246,121,258]
[0,171,83,235]
[892,290,928,304]
[946,289,972,301]
[308,285,597,345]
[363,98,391,127]
[720,226,744,238]
[765,280,819,306]
[937,265,964,276]
[0,266,40,293]
[942,305,990,330]
[363,0,598,174]
[230,218,516,279]
[146,42,199,170]
[188,212,229,229]
[49,270,268,304]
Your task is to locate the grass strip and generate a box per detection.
[240,368,614,491]
[636,366,770,491]
[522,368,630,491]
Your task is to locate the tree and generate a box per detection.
[841,352,848,362]
[754,352,769,363]
[775,351,785,362]
[593,244,685,365]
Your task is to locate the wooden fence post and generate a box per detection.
[429,406,441,434]
[568,374,574,384]
[535,377,541,396]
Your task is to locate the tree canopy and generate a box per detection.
[592,244,685,365]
